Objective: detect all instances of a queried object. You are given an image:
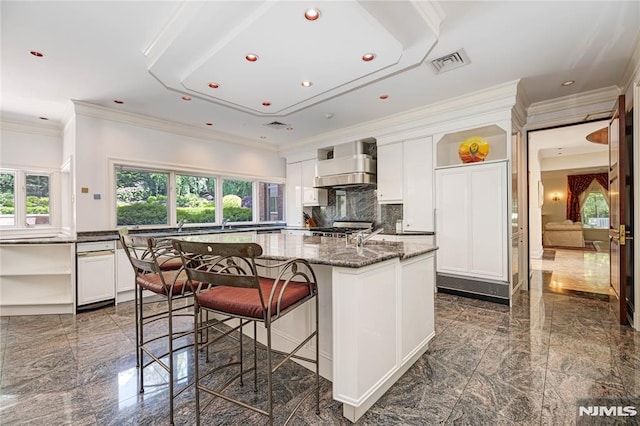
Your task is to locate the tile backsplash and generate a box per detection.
[309,186,402,232]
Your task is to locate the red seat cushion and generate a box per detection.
[157,256,183,271]
[196,277,311,319]
[136,270,192,295]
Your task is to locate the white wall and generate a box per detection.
[74,114,285,231]
[541,151,608,172]
[0,127,62,169]
[540,172,567,225]
[528,150,543,258]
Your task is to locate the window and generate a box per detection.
[0,172,15,226]
[582,192,609,228]
[222,179,253,222]
[26,174,50,225]
[258,182,284,222]
[176,174,216,224]
[0,170,52,230]
[112,161,284,228]
[116,168,169,226]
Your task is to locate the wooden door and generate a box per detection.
[609,94,634,325]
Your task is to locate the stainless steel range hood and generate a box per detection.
[314,139,377,188]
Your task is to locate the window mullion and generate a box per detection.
[16,172,26,227]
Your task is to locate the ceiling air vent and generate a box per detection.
[430,49,470,74]
[263,121,289,129]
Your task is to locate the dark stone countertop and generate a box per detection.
[0,225,286,245]
[177,233,438,268]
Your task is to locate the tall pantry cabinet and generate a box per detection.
[434,120,522,305]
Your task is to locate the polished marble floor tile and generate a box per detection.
[2,284,640,425]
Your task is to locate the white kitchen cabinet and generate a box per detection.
[116,246,135,303]
[301,159,327,206]
[402,137,433,232]
[376,142,403,203]
[77,241,115,308]
[286,162,303,227]
[435,160,509,282]
[377,138,434,231]
[287,160,326,226]
[369,233,435,245]
[281,229,312,236]
[0,243,75,315]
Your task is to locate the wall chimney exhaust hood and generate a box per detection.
[314,138,376,188]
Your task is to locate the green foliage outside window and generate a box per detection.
[581,192,609,228]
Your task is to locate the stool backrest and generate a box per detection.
[120,234,160,274]
[173,241,267,306]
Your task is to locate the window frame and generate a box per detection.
[109,159,285,230]
[581,190,610,229]
[0,166,58,237]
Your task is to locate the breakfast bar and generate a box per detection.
[178,232,437,422]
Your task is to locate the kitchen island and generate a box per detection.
[178,232,437,422]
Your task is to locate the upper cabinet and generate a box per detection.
[377,137,434,231]
[301,160,327,206]
[403,137,433,232]
[286,159,327,226]
[377,143,403,203]
[286,162,303,227]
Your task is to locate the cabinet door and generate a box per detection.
[377,143,403,203]
[435,168,470,274]
[468,162,508,281]
[286,162,303,227]
[116,248,135,293]
[435,161,508,282]
[403,137,433,231]
[77,253,115,305]
[301,160,327,206]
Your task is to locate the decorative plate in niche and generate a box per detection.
[458,136,490,163]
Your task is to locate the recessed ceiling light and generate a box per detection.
[286,127,294,131]
[301,81,313,87]
[362,53,376,62]
[246,54,259,62]
[561,80,575,86]
[113,100,124,104]
[208,82,219,89]
[262,102,271,107]
[205,122,213,126]
[39,117,48,120]
[182,96,191,101]
[29,50,44,57]
[260,136,267,139]
[304,8,320,21]
[324,113,334,119]
[379,95,389,100]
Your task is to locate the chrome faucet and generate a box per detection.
[221,218,230,230]
[177,219,186,232]
[355,228,384,248]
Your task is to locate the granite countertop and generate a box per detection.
[381,230,435,236]
[176,233,437,268]
[0,225,285,245]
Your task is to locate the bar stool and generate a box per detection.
[172,240,320,425]
[120,235,197,425]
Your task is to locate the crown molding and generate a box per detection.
[71,100,277,152]
[525,86,620,130]
[279,80,520,154]
[527,86,619,117]
[0,119,62,138]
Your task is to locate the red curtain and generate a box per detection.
[566,173,608,222]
